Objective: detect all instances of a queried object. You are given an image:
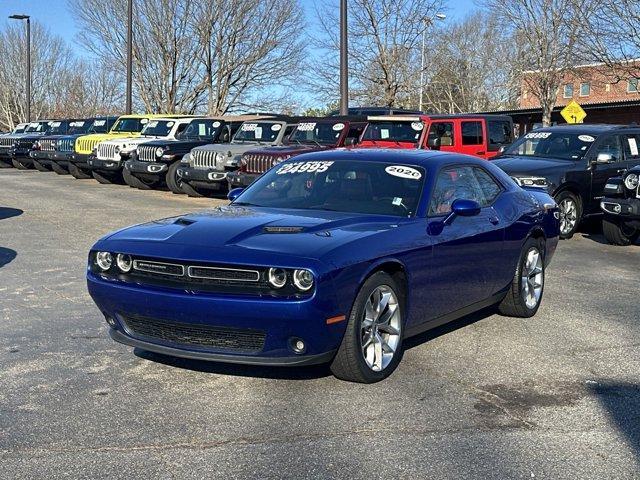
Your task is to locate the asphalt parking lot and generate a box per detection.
[1,169,639,479]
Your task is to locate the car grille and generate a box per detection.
[15,139,34,149]
[56,138,74,152]
[97,142,118,160]
[121,314,266,353]
[244,154,275,174]
[76,137,101,153]
[39,139,56,151]
[138,145,156,162]
[0,137,14,148]
[191,149,219,169]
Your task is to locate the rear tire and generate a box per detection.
[602,216,638,246]
[330,271,405,383]
[12,158,32,170]
[123,168,155,190]
[51,162,69,175]
[68,163,93,179]
[498,236,545,318]
[33,160,51,172]
[166,161,184,194]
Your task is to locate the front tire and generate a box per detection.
[602,216,638,246]
[180,181,206,198]
[12,158,32,170]
[330,271,404,383]
[51,162,69,175]
[498,237,545,318]
[555,191,581,239]
[32,160,51,172]
[68,163,92,179]
[123,168,158,190]
[166,161,184,194]
[92,170,124,185]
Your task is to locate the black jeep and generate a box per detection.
[7,120,54,169]
[493,124,640,239]
[600,165,640,245]
[29,119,93,172]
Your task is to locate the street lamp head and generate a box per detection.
[9,14,30,20]
[435,13,446,20]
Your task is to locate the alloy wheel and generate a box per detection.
[559,198,577,235]
[360,285,401,372]
[521,247,544,309]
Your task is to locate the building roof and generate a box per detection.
[474,99,640,116]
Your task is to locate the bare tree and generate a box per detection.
[484,0,596,126]
[310,0,444,108]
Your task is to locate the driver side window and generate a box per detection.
[593,135,623,162]
[428,166,501,216]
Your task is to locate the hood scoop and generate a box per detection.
[174,217,196,226]
[263,226,305,234]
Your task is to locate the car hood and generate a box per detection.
[196,142,277,156]
[492,155,579,175]
[96,206,404,266]
[137,138,214,153]
[243,144,329,156]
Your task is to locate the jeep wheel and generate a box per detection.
[166,161,184,194]
[180,181,206,198]
[330,271,404,383]
[12,158,32,170]
[602,216,639,246]
[498,236,546,318]
[33,160,51,172]
[92,170,124,185]
[123,168,156,190]
[68,163,92,179]
[51,162,69,175]
[555,191,581,239]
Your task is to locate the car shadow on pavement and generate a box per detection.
[0,247,17,268]
[589,382,640,457]
[404,307,496,352]
[133,348,333,380]
[0,207,23,221]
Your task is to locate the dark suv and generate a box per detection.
[29,119,93,172]
[493,124,640,239]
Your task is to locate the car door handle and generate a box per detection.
[476,151,486,155]
[488,216,499,225]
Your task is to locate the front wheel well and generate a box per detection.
[368,262,408,303]
[554,185,583,208]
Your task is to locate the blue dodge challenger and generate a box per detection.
[87,149,560,383]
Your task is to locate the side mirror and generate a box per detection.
[427,137,441,150]
[444,199,481,225]
[227,188,244,202]
[596,153,614,164]
[344,137,357,146]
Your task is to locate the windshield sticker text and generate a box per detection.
[385,165,422,180]
[332,123,345,131]
[297,123,317,132]
[242,123,258,131]
[525,132,552,139]
[276,161,335,175]
[411,122,424,131]
[578,135,595,142]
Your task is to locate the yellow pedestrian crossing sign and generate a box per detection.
[561,100,587,124]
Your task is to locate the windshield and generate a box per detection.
[180,119,222,140]
[289,121,346,145]
[89,119,110,133]
[110,118,145,133]
[13,125,26,134]
[47,121,67,135]
[235,159,425,217]
[233,122,282,143]
[141,120,175,136]
[361,121,423,143]
[68,120,89,135]
[25,122,48,133]
[503,131,596,160]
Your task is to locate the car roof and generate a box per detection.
[531,124,627,134]
[426,114,513,121]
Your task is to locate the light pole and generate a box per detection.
[125,0,133,114]
[339,0,348,115]
[419,13,445,112]
[9,14,31,122]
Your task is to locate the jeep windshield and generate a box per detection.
[180,119,222,140]
[25,122,49,133]
[289,121,346,145]
[233,122,282,143]
[68,121,89,135]
[88,119,110,134]
[47,121,67,135]
[140,120,175,137]
[235,159,424,217]
[503,131,596,160]
[110,118,145,134]
[361,122,423,143]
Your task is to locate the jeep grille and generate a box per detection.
[39,139,56,151]
[97,142,118,160]
[76,138,101,153]
[0,137,14,148]
[244,154,275,174]
[191,149,219,169]
[56,139,74,152]
[138,145,156,162]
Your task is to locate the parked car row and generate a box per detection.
[2,112,638,246]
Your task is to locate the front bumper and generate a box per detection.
[177,165,229,190]
[29,150,53,164]
[87,157,124,172]
[10,149,33,165]
[126,158,168,176]
[69,152,91,167]
[51,151,74,166]
[88,272,345,366]
[228,171,261,188]
[601,197,640,219]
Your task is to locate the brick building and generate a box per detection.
[479,62,640,133]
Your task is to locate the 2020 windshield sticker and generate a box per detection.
[276,161,334,175]
[332,122,345,131]
[212,121,221,128]
[385,165,422,180]
[578,135,595,142]
[297,122,317,132]
[525,132,552,139]
[411,122,424,131]
[272,124,282,131]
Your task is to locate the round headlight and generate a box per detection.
[267,268,287,289]
[292,269,314,291]
[215,152,225,162]
[96,251,113,271]
[624,173,639,190]
[181,153,191,164]
[116,253,132,273]
[274,155,290,165]
[155,147,165,158]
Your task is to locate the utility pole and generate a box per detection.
[125,0,133,114]
[9,15,31,122]
[419,13,446,112]
[339,0,348,115]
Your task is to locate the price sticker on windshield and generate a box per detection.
[242,123,258,131]
[525,132,552,139]
[70,121,85,127]
[277,161,334,175]
[297,122,317,132]
[94,120,106,126]
[385,165,422,180]
[411,122,424,131]
[148,121,158,128]
[51,122,61,128]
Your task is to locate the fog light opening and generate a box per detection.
[289,337,306,355]
[105,315,117,328]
